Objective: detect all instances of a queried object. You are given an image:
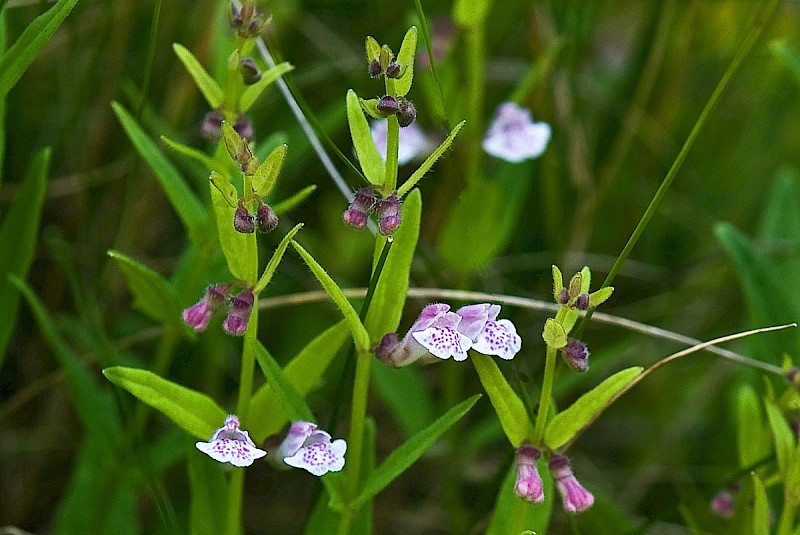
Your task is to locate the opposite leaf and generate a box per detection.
[254,223,303,294]
[103,366,226,440]
[472,353,532,447]
[394,26,417,97]
[542,318,567,349]
[240,61,294,112]
[211,182,257,284]
[173,43,223,109]
[347,89,385,186]
[252,144,287,198]
[397,120,465,198]
[545,367,643,450]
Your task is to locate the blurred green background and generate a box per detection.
[1,0,799,533]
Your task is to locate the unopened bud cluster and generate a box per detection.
[229,0,269,39]
[342,187,402,236]
[513,445,594,513]
[183,285,255,336]
[234,198,278,234]
[375,95,417,128]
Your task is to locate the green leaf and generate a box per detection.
[453,0,492,27]
[249,338,314,422]
[240,61,294,112]
[487,462,553,535]
[365,36,381,63]
[394,27,417,97]
[221,121,257,174]
[765,399,795,476]
[209,170,238,208]
[252,144,287,198]
[248,321,350,442]
[103,366,226,440]
[160,134,228,176]
[172,43,223,108]
[112,102,206,242]
[770,41,800,85]
[545,367,643,450]
[359,97,387,119]
[715,222,798,362]
[0,148,48,366]
[211,181,257,284]
[372,361,435,436]
[253,223,303,294]
[736,384,769,468]
[0,0,79,99]
[107,250,192,337]
[347,89,385,186]
[11,276,120,432]
[273,185,317,214]
[751,473,770,535]
[291,240,371,351]
[552,265,563,302]
[472,353,532,446]
[349,394,480,511]
[0,9,7,177]
[758,168,800,301]
[397,120,465,198]
[588,286,614,308]
[542,318,567,349]
[188,453,228,535]
[364,189,421,340]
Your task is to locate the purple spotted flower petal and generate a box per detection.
[195,415,266,467]
[411,311,473,361]
[472,318,522,360]
[278,421,347,476]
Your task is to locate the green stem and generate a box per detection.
[384,115,400,193]
[464,22,485,185]
[224,469,245,535]
[776,497,797,535]
[573,0,780,339]
[533,346,557,443]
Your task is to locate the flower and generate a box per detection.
[375,193,402,236]
[370,120,430,165]
[375,302,522,367]
[223,288,255,336]
[561,338,589,373]
[277,421,347,476]
[514,444,544,504]
[182,284,231,332]
[255,202,278,233]
[710,482,740,519]
[548,454,594,513]
[482,102,551,163]
[233,201,255,234]
[342,187,377,230]
[195,415,266,467]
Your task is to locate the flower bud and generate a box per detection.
[369,59,382,78]
[710,482,740,519]
[233,114,254,143]
[342,187,376,230]
[239,58,262,85]
[375,193,402,235]
[576,292,590,311]
[201,109,224,141]
[562,338,589,372]
[514,444,544,504]
[558,287,570,305]
[548,454,594,514]
[223,288,255,336]
[396,98,417,127]
[233,201,255,234]
[256,202,278,233]
[376,95,400,115]
[182,284,231,332]
[385,62,401,79]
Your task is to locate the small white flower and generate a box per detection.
[482,102,551,163]
[370,120,431,165]
[195,415,266,467]
[278,421,346,476]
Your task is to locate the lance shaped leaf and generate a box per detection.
[393,26,417,97]
[472,353,532,446]
[211,182,257,284]
[254,223,303,294]
[397,120,465,198]
[347,89,385,185]
[252,144,287,198]
[173,43,223,108]
[545,367,643,450]
[240,61,294,112]
[103,366,226,440]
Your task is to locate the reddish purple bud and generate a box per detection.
[223,288,255,336]
[256,203,278,233]
[514,444,544,503]
[375,194,402,235]
[575,293,590,311]
[182,284,231,332]
[233,202,255,233]
[558,288,570,305]
[376,95,400,115]
[201,109,224,141]
[239,58,262,85]
[710,482,740,519]
[343,187,376,230]
[549,454,594,514]
[369,59,382,78]
[233,114,254,142]
[385,62,401,79]
[396,98,417,127]
[562,338,589,372]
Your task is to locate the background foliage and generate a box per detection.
[1,0,799,533]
